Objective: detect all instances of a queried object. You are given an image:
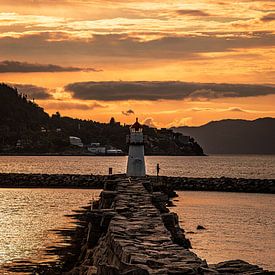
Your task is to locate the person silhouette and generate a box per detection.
[156,163,160,177]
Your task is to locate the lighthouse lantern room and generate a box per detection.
[126,118,146,177]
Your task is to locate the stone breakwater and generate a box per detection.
[62,176,272,274]
[0,173,274,194]
[0,173,105,188]
[154,176,275,194]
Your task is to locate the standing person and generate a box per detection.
[156,163,160,177]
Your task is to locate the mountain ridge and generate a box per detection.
[172,117,275,154]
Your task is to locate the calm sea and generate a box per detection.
[0,189,101,274]
[0,155,274,178]
[0,155,274,273]
[172,191,275,270]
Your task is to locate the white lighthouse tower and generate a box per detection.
[126,118,146,177]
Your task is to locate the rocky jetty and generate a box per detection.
[0,173,274,194]
[58,176,272,275]
[153,176,275,194]
[0,173,106,188]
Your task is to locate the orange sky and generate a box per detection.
[0,0,274,127]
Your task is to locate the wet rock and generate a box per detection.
[197,225,206,230]
[210,259,273,274]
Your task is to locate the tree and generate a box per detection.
[110,117,116,125]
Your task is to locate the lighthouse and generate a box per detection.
[126,118,146,177]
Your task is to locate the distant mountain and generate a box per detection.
[173,118,275,154]
[0,83,204,155]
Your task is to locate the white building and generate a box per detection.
[88,146,106,155]
[126,118,146,177]
[69,136,84,148]
[106,149,123,155]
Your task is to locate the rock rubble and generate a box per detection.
[63,176,273,275]
[0,173,274,194]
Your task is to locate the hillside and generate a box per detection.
[0,83,49,131]
[173,118,275,154]
[0,83,204,155]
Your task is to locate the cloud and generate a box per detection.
[0,60,100,73]
[122,109,135,116]
[167,117,193,127]
[0,31,274,61]
[261,13,275,22]
[227,107,246,112]
[42,101,105,110]
[9,83,52,99]
[65,81,275,101]
[193,107,247,112]
[191,107,213,112]
[176,9,211,17]
[142,117,158,128]
[190,106,274,114]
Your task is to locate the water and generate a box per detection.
[0,155,274,178]
[172,191,275,270]
[0,189,274,273]
[0,188,101,274]
[0,155,274,273]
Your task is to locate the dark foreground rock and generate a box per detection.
[38,176,274,275]
[210,259,273,274]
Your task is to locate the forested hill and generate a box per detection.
[0,84,204,155]
[173,118,275,154]
[0,83,49,131]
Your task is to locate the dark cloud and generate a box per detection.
[0,31,274,61]
[43,101,105,110]
[65,81,275,101]
[9,83,52,99]
[261,13,275,22]
[0,60,100,73]
[191,107,247,112]
[122,109,135,116]
[176,9,210,17]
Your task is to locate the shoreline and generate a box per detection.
[0,153,206,156]
[0,173,274,194]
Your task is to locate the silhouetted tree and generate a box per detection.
[110,117,116,125]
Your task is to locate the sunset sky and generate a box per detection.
[0,0,274,127]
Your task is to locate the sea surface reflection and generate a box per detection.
[0,188,100,274]
[172,191,275,270]
[0,155,274,273]
[0,155,274,178]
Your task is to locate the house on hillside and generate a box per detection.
[69,136,84,148]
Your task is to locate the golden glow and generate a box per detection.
[0,0,274,127]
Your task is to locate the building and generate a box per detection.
[106,149,123,155]
[87,146,106,155]
[69,136,84,148]
[126,118,146,177]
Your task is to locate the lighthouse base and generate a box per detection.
[126,145,146,177]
